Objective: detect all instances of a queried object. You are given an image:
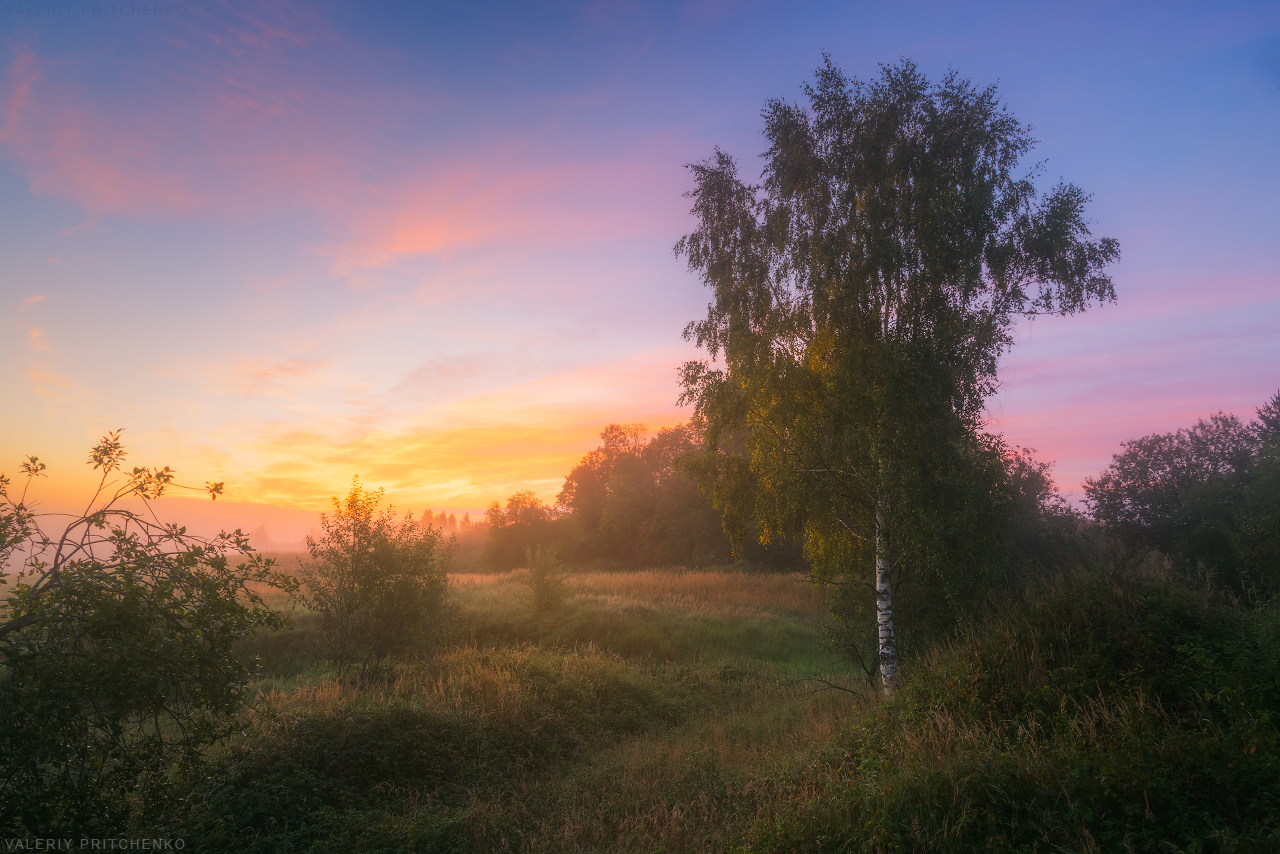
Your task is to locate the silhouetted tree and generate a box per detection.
[1005,446,1092,573]
[677,58,1118,693]
[1238,397,1280,591]
[481,490,561,570]
[557,423,735,567]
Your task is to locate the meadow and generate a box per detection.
[165,562,861,853]
[153,555,1280,853]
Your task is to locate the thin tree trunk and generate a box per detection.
[874,498,899,696]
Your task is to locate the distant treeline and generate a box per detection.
[420,422,801,572]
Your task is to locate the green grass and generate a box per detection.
[159,563,1280,852]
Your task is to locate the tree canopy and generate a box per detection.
[1085,391,1280,595]
[676,58,1119,691]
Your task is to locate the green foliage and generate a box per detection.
[524,543,568,613]
[753,569,1280,852]
[1085,393,1280,596]
[298,478,451,678]
[1238,436,1280,591]
[0,433,293,836]
[675,57,1118,680]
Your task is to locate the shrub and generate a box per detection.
[0,433,292,836]
[298,478,451,678]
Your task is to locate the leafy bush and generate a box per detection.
[298,478,451,678]
[0,433,292,836]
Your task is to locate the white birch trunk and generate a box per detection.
[874,499,899,696]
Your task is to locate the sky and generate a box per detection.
[2,0,1278,541]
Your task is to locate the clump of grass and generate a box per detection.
[753,568,1280,852]
[466,680,852,852]
[570,567,828,621]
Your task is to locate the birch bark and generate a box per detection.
[874,498,899,696]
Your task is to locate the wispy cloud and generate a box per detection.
[26,327,52,352]
[225,354,334,397]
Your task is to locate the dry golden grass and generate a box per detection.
[451,567,830,622]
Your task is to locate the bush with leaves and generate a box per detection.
[297,478,452,678]
[0,432,293,836]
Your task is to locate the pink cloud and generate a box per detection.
[26,326,51,352]
[0,13,689,275]
[0,46,204,214]
[323,149,685,275]
[0,4,363,217]
[224,354,334,398]
[988,272,1280,497]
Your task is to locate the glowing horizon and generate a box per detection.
[3,1,1278,536]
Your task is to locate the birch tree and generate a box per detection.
[676,58,1118,694]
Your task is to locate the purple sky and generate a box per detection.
[2,0,1277,537]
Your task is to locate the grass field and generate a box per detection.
[172,563,860,853]
[167,559,1280,852]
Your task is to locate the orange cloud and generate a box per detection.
[25,364,83,404]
